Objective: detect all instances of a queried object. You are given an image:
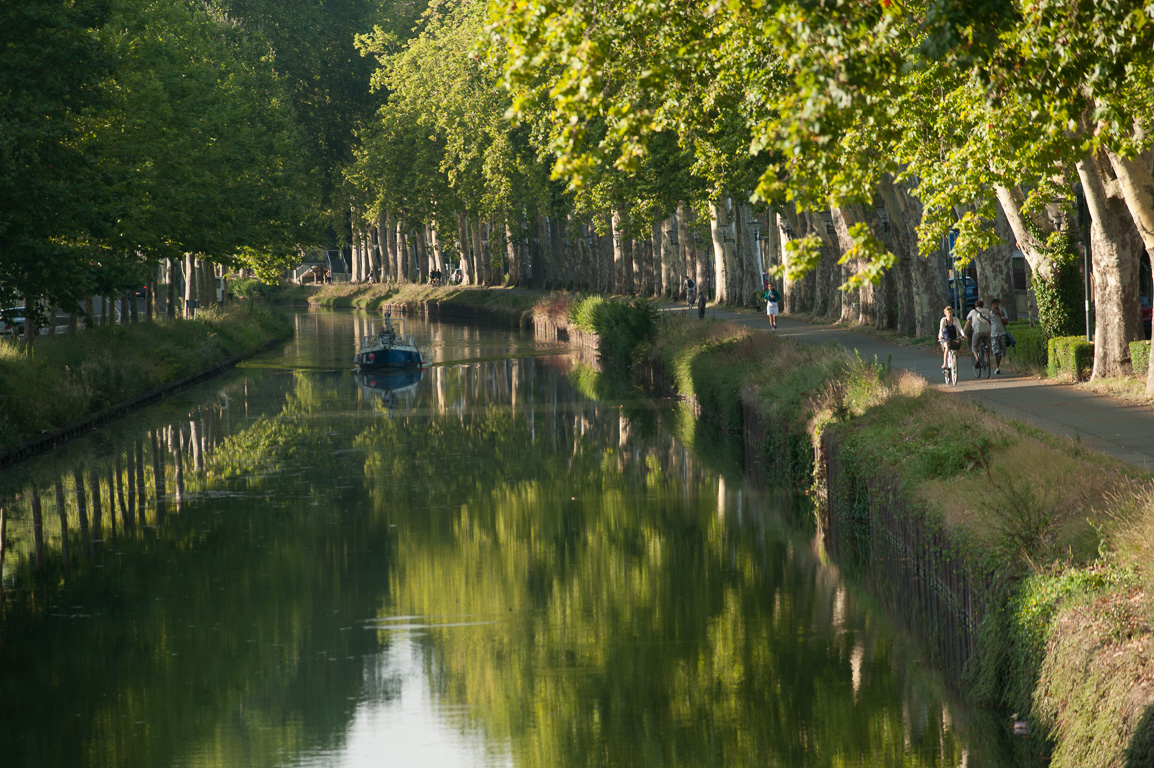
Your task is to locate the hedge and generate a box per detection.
[1131,340,1150,377]
[1047,335,1095,380]
[1004,323,1048,370]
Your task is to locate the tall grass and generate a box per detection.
[0,304,290,451]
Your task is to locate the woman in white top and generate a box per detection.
[938,306,965,369]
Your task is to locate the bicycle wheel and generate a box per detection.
[981,342,992,379]
[948,351,958,386]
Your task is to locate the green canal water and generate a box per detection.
[0,309,1014,767]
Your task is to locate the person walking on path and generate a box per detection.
[989,299,1009,374]
[964,299,992,369]
[764,283,782,331]
[938,306,965,369]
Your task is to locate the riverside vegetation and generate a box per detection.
[0,305,290,454]
[521,292,1153,768]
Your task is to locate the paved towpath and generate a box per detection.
[663,302,1154,472]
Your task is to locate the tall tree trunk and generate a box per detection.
[383,211,396,282]
[677,203,696,299]
[166,260,177,318]
[994,184,1057,280]
[611,210,626,294]
[709,201,729,304]
[457,212,472,285]
[431,222,445,274]
[1077,151,1143,379]
[532,210,546,290]
[415,226,429,284]
[183,254,196,317]
[469,218,485,285]
[549,215,564,290]
[973,202,1017,321]
[505,220,520,288]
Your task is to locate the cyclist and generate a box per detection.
[939,306,965,370]
[685,277,696,308]
[964,299,993,370]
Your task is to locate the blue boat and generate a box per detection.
[355,313,423,370]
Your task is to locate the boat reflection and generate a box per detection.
[354,368,423,413]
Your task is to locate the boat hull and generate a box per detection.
[355,348,422,370]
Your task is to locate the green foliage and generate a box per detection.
[1047,336,1094,380]
[1005,322,1049,371]
[569,295,658,368]
[977,567,1128,716]
[1129,340,1149,377]
[1033,235,1085,341]
[0,307,289,451]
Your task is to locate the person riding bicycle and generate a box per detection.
[939,306,965,370]
[685,277,696,307]
[964,299,993,369]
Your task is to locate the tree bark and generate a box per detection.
[611,210,626,294]
[415,226,429,284]
[709,201,729,304]
[1077,151,1143,379]
[994,184,1056,280]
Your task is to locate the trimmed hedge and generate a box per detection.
[1004,323,1048,370]
[1131,340,1150,377]
[1048,335,1094,380]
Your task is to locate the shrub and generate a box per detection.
[1048,336,1094,380]
[1130,340,1150,377]
[1005,322,1048,370]
[1032,232,1084,340]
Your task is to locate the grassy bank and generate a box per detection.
[0,304,290,453]
[307,283,543,325]
[648,316,1154,767]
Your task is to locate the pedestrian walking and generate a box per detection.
[764,282,782,331]
[989,298,1009,374]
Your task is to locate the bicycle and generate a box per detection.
[943,338,960,386]
[973,335,992,379]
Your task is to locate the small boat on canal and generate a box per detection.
[355,312,423,370]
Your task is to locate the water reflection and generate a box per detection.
[0,309,1005,767]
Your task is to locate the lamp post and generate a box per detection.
[1074,184,1093,342]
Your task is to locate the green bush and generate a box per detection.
[569,295,658,367]
[1032,232,1084,339]
[1048,335,1094,380]
[1130,340,1150,377]
[1005,323,1048,370]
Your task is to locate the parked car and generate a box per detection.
[948,276,978,311]
[0,307,25,337]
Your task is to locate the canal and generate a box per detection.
[0,309,1010,766]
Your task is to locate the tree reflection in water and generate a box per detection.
[0,320,1001,767]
